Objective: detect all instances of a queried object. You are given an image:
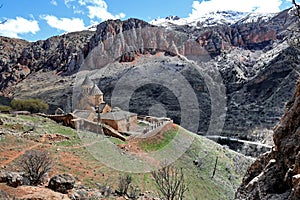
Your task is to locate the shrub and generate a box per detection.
[151,165,188,200]
[117,174,132,195]
[0,105,11,112]
[11,98,48,113]
[19,149,53,186]
[116,174,140,199]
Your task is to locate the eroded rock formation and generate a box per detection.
[235,80,300,199]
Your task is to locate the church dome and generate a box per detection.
[82,76,94,88]
[90,84,103,96]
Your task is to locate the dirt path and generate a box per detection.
[1,135,98,167]
[1,135,47,167]
[1,143,40,167]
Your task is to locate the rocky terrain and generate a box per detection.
[235,78,300,199]
[0,31,94,96]
[0,8,300,143]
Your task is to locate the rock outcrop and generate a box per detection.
[48,174,75,194]
[0,31,94,96]
[0,171,23,188]
[235,79,300,199]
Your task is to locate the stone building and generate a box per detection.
[74,76,137,135]
[72,110,95,122]
[76,76,111,114]
[101,107,138,133]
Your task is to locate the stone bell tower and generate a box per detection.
[90,83,104,106]
[81,76,94,95]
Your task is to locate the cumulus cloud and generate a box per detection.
[41,15,86,32]
[87,4,125,21]
[189,0,283,19]
[0,17,40,38]
[68,0,126,22]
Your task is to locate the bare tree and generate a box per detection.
[19,149,53,186]
[151,165,189,200]
[292,0,300,19]
[116,174,140,199]
[117,174,132,195]
[289,0,300,51]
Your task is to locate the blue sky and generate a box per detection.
[0,0,297,41]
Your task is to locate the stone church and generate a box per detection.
[74,76,137,133]
[76,75,111,114]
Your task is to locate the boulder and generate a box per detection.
[0,171,8,182]
[48,174,75,194]
[6,172,23,187]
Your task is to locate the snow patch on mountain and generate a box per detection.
[151,10,277,28]
[236,12,276,24]
[150,11,248,27]
[191,11,248,27]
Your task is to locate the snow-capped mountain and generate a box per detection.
[150,16,189,27]
[236,12,276,24]
[150,10,276,28]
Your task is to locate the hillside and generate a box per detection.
[1,0,300,199]
[0,8,299,148]
[0,113,252,199]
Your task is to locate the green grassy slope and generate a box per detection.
[0,113,253,199]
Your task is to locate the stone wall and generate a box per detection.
[102,115,137,133]
[75,118,126,141]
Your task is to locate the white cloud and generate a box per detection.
[79,0,86,6]
[69,0,126,21]
[50,0,58,6]
[87,5,125,21]
[0,17,40,38]
[189,0,283,19]
[41,15,86,32]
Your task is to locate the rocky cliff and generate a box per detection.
[235,77,300,199]
[1,8,300,142]
[0,31,94,96]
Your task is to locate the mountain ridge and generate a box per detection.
[150,9,286,28]
[0,7,299,145]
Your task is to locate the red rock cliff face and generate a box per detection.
[83,18,208,70]
[235,79,300,199]
[0,14,294,96]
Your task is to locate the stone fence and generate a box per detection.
[136,115,173,139]
[74,118,126,141]
[38,113,126,141]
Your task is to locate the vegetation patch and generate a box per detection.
[138,125,178,152]
[11,98,48,113]
[0,113,253,199]
[138,121,147,127]
[0,105,12,112]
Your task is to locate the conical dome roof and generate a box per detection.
[82,76,94,88]
[90,84,103,96]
